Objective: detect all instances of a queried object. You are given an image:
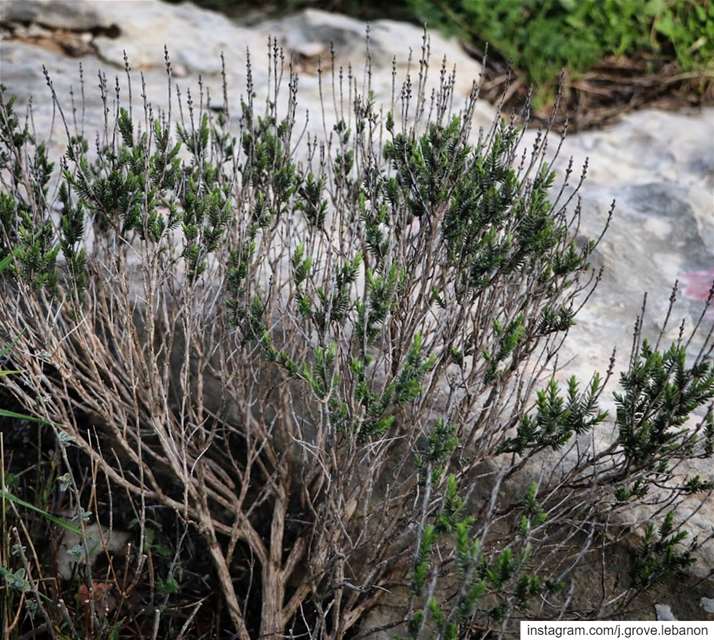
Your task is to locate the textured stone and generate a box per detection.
[702,597,714,614]
[655,604,677,621]
[261,9,496,130]
[1,0,264,72]
[260,9,484,95]
[1,0,114,32]
[1,2,496,132]
[57,522,129,580]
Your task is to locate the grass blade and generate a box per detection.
[0,489,82,535]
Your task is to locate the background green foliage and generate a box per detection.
[409,0,714,101]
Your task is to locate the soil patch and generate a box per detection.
[470,44,714,132]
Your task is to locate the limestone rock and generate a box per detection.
[702,597,714,614]
[0,0,495,153]
[1,0,265,73]
[655,604,677,620]
[57,522,130,580]
[259,9,496,130]
[1,0,115,32]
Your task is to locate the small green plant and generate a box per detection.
[631,511,695,589]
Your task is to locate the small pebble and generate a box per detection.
[172,63,188,78]
[655,604,676,621]
[294,42,326,59]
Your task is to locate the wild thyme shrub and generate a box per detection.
[0,42,713,639]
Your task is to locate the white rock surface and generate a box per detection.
[260,9,491,103]
[1,2,495,135]
[1,0,115,31]
[57,522,129,580]
[702,597,714,614]
[1,0,265,71]
[655,603,677,621]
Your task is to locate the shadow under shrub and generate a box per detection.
[0,41,713,639]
